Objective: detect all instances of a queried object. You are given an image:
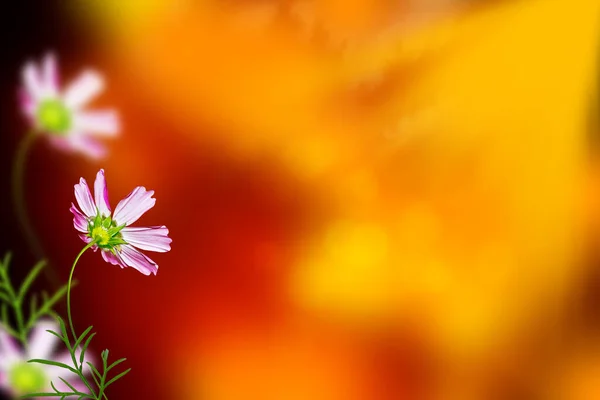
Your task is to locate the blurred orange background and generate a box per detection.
[2,0,600,399]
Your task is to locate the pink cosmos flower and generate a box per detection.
[0,320,90,398]
[70,169,171,276]
[20,52,119,159]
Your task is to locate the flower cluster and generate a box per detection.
[2,52,173,399]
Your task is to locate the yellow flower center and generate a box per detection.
[92,226,111,246]
[9,362,47,394]
[36,99,72,134]
[87,215,127,249]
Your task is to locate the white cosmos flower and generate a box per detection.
[0,320,90,398]
[19,52,119,159]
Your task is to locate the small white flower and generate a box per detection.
[19,52,119,159]
[0,320,90,398]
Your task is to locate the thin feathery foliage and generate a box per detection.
[0,253,70,346]
[0,253,129,399]
[23,316,130,399]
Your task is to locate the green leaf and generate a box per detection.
[17,260,46,301]
[28,359,78,374]
[0,291,11,303]
[101,350,109,385]
[106,357,127,373]
[58,376,78,393]
[104,368,131,388]
[46,329,68,345]
[0,267,16,298]
[88,365,102,387]
[80,332,97,364]
[2,253,12,271]
[56,316,71,348]
[19,393,72,398]
[46,328,64,338]
[74,325,94,350]
[30,282,74,328]
[86,361,103,380]
[0,304,19,339]
[1,303,10,325]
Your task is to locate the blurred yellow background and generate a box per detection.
[9,0,600,399]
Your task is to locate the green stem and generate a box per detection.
[66,242,113,400]
[67,241,96,341]
[11,130,61,289]
[66,242,108,399]
[12,130,40,255]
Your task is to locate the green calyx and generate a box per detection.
[36,99,72,135]
[9,362,47,394]
[87,213,127,250]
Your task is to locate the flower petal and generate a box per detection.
[22,61,43,100]
[74,177,97,218]
[121,226,172,253]
[101,249,126,268]
[73,110,120,137]
[27,319,59,360]
[79,233,96,247]
[70,202,89,233]
[0,371,8,390]
[118,245,159,276]
[46,136,72,152]
[48,132,108,159]
[63,70,104,109]
[41,53,59,97]
[19,88,37,118]
[94,169,111,217]
[70,135,108,160]
[113,187,156,226]
[0,328,22,369]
